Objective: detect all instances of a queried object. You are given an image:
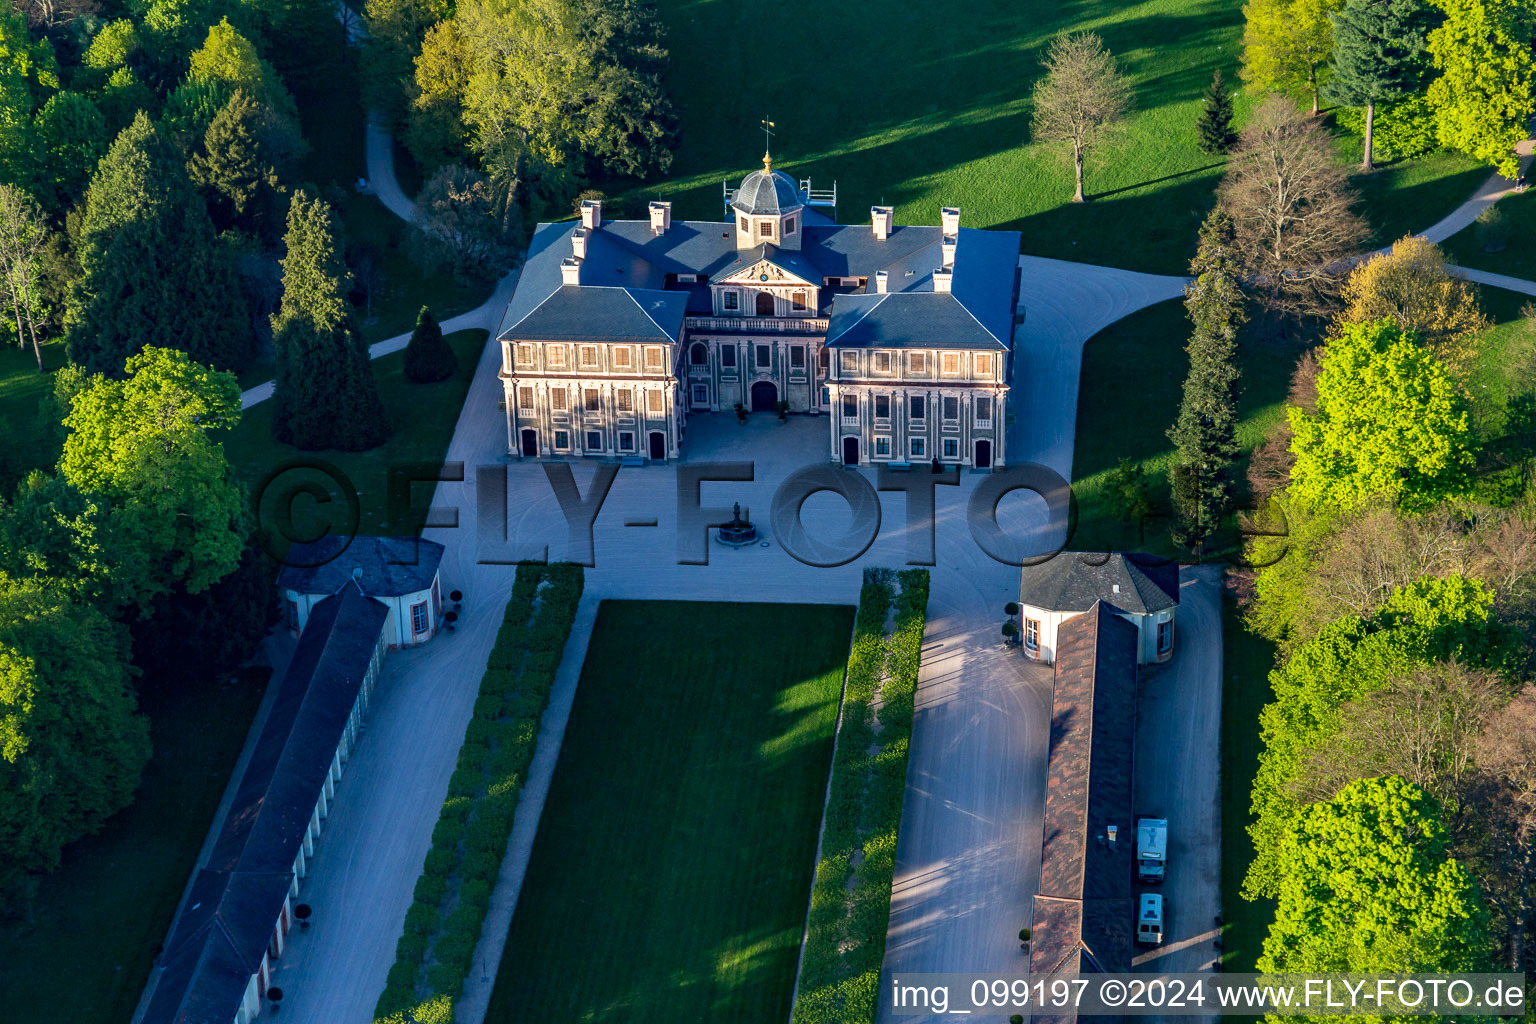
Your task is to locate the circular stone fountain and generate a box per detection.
[715,502,758,547]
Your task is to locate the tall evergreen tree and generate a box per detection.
[1327,0,1437,170]
[1195,70,1238,153]
[271,190,390,450]
[189,88,280,233]
[1168,209,1246,552]
[403,306,457,382]
[65,113,253,374]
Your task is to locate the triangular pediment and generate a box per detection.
[717,258,817,288]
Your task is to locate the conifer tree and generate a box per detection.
[1195,70,1238,153]
[65,112,252,374]
[403,306,457,383]
[271,189,390,450]
[1327,0,1437,170]
[189,88,280,232]
[1168,209,1246,552]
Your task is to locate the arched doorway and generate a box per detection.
[975,439,992,468]
[750,380,778,412]
[842,437,860,465]
[690,342,708,365]
[755,291,775,316]
[520,429,537,457]
[648,431,666,459]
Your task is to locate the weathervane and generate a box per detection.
[761,118,775,170]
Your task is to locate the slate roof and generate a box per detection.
[497,206,1022,352]
[503,285,688,344]
[1019,552,1180,615]
[277,535,445,598]
[1030,604,1139,1024]
[144,590,388,1024]
[729,166,803,215]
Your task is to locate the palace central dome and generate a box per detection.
[731,154,803,216]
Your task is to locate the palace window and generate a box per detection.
[619,431,635,451]
[874,351,891,372]
[910,437,925,457]
[690,342,708,365]
[756,344,771,368]
[580,345,598,367]
[584,388,600,411]
[1024,618,1040,654]
[517,386,534,409]
[790,345,805,369]
[693,384,709,405]
[647,390,664,413]
[554,429,570,449]
[942,352,960,374]
[1158,620,1174,654]
[645,347,664,370]
[909,394,925,420]
[412,601,429,634]
[976,353,993,376]
[842,394,858,421]
[874,395,890,419]
[721,346,737,368]
[613,346,632,368]
[840,350,857,372]
[586,430,602,451]
[551,389,568,412]
[785,216,796,235]
[943,438,959,459]
[909,352,926,373]
[759,220,773,237]
[821,385,830,405]
[617,390,633,413]
[975,395,993,425]
[875,436,891,456]
[943,396,959,422]
[516,343,533,364]
[285,598,299,631]
[791,291,807,312]
[547,346,566,368]
[724,291,739,311]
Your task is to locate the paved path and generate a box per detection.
[1419,138,1535,245]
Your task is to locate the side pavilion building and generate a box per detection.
[496,149,1022,467]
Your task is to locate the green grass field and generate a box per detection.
[222,329,487,539]
[0,666,268,1024]
[0,339,66,489]
[1067,299,1301,555]
[596,0,1486,275]
[485,600,856,1024]
[1444,188,1536,282]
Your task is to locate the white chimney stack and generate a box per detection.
[941,206,961,236]
[560,256,582,286]
[580,198,602,230]
[932,267,953,293]
[941,235,957,268]
[571,227,588,259]
[871,205,893,241]
[875,270,888,294]
[649,200,672,235]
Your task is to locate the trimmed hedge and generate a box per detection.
[373,563,584,1023]
[792,568,930,1024]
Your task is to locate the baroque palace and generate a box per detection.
[495,147,1023,467]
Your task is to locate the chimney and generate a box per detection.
[941,235,957,268]
[932,267,953,293]
[871,205,893,241]
[875,270,888,295]
[571,226,588,259]
[560,256,582,286]
[648,201,672,235]
[580,198,602,230]
[941,206,961,236]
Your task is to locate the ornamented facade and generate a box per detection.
[496,150,1022,466]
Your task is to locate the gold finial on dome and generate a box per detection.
[760,117,775,171]
[762,150,772,171]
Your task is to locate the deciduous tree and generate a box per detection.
[271,190,390,450]
[1218,96,1369,315]
[1168,209,1245,551]
[32,91,108,209]
[1337,236,1489,371]
[1240,0,1341,114]
[0,185,50,370]
[1029,31,1132,203]
[1426,0,1536,179]
[408,163,515,277]
[1288,319,1473,515]
[1326,0,1438,171]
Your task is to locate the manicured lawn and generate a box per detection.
[1350,149,1488,249]
[485,600,857,1024]
[0,666,268,1024]
[1218,590,1277,978]
[222,329,488,539]
[1067,299,1301,555]
[1462,287,1536,439]
[598,0,1486,274]
[1444,188,1536,282]
[0,339,66,489]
